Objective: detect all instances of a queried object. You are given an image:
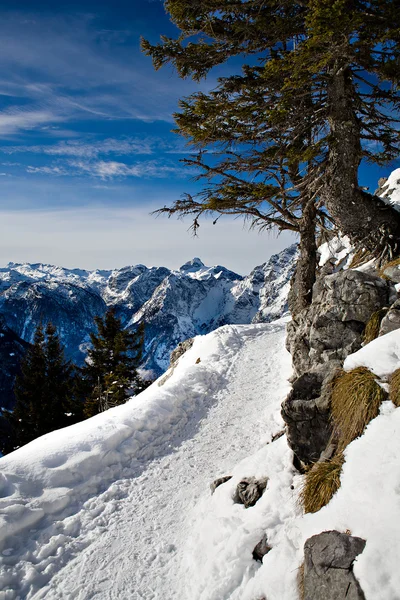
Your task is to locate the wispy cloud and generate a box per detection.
[0,137,185,158]
[0,11,202,134]
[0,108,62,135]
[26,159,190,180]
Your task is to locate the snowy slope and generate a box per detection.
[0,319,292,599]
[2,317,400,599]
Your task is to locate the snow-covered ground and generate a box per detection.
[0,320,292,599]
[2,319,400,600]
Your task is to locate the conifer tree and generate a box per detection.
[11,323,81,449]
[82,310,145,418]
[142,0,400,305]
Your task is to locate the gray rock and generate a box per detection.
[158,338,194,386]
[252,534,271,562]
[283,269,394,466]
[234,477,268,508]
[210,475,232,495]
[303,530,366,600]
[281,363,341,467]
[170,338,194,366]
[379,299,400,336]
[287,270,394,378]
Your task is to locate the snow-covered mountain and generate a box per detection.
[0,245,297,378]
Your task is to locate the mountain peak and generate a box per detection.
[179,257,206,273]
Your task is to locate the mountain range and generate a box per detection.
[0,244,297,408]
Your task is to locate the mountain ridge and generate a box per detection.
[0,245,297,396]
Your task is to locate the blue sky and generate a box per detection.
[0,1,396,272]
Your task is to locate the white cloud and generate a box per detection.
[0,12,204,131]
[26,159,189,180]
[0,108,62,135]
[26,165,68,176]
[0,137,167,158]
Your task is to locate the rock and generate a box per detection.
[281,364,341,467]
[158,338,194,386]
[287,270,395,378]
[303,530,366,600]
[379,299,400,336]
[283,269,395,466]
[170,338,194,366]
[252,534,272,562]
[234,477,268,508]
[210,475,232,495]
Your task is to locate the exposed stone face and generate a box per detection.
[283,269,395,466]
[281,366,340,467]
[379,299,400,336]
[234,477,268,508]
[303,531,366,600]
[169,338,194,366]
[287,270,395,378]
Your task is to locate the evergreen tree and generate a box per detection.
[11,323,81,449]
[142,0,400,307]
[82,309,145,418]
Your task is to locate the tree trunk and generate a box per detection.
[289,197,317,317]
[323,66,400,257]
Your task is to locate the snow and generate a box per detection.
[378,168,400,210]
[343,328,400,377]
[318,234,353,267]
[0,319,292,599]
[2,303,400,599]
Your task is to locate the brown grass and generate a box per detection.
[301,453,344,514]
[389,368,400,408]
[330,367,386,450]
[378,256,400,279]
[363,308,389,344]
[349,248,373,269]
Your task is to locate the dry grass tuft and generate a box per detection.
[363,308,389,344]
[331,367,386,450]
[389,368,400,408]
[301,453,344,514]
[378,256,400,279]
[349,248,374,269]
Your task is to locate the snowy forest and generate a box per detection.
[0,1,399,599]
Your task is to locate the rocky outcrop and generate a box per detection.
[281,365,341,467]
[283,269,396,466]
[287,270,395,378]
[303,531,366,600]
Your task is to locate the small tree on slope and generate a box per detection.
[82,309,145,418]
[142,0,400,287]
[11,323,81,449]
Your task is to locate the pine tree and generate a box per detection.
[82,310,145,418]
[142,0,400,306]
[10,323,81,449]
